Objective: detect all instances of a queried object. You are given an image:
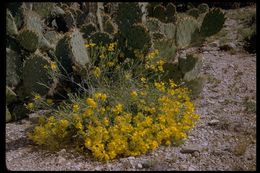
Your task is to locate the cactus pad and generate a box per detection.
[6,9,18,36]
[176,16,199,48]
[17,29,40,52]
[200,8,226,37]
[6,48,22,87]
[22,52,54,97]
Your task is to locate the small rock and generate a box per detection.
[57,155,66,164]
[188,165,197,171]
[193,151,200,157]
[207,99,216,104]
[94,166,102,171]
[137,163,143,169]
[58,149,67,155]
[209,41,220,48]
[180,145,201,154]
[208,119,220,126]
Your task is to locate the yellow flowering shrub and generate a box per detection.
[28,42,200,161]
[29,79,199,161]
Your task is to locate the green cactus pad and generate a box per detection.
[56,29,90,73]
[32,2,55,19]
[22,51,54,97]
[179,53,203,81]
[125,24,151,53]
[187,8,200,18]
[163,62,183,82]
[17,29,40,52]
[6,86,17,104]
[153,5,166,22]
[44,31,63,47]
[116,3,142,31]
[166,3,176,23]
[153,39,176,61]
[176,16,199,48]
[146,17,161,32]
[80,23,98,39]
[89,31,112,46]
[6,48,22,87]
[151,32,166,40]
[6,9,18,36]
[183,76,205,98]
[23,10,44,36]
[103,19,117,34]
[198,3,209,14]
[6,106,12,122]
[161,22,176,39]
[200,8,226,37]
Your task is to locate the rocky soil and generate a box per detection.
[5,6,256,171]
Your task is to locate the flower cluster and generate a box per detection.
[29,79,199,161]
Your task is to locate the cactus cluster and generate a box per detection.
[148,3,177,23]
[6,2,225,122]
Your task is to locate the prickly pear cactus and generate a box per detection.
[116,2,142,32]
[6,9,18,36]
[44,30,63,47]
[6,106,12,122]
[166,3,176,23]
[151,32,166,40]
[103,19,117,34]
[163,62,183,82]
[17,29,40,52]
[89,31,112,45]
[179,53,203,81]
[176,16,199,48]
[187,8,200,18]
[153,39,176,61]
[198,3,209,14]
[32,2,55,19]
[161,22,176,39]
[153,5,166,23]
[125,24,151,54]
[6,48,22,87]
[21,51,55,97]
[23,10,44,35]
[80,23,98,39]
[56,10,76,32]
[6,86,17,104]
[7,2,24,30]
[146,17,161,32]
[200,8,226,37]
[55,29,90,73]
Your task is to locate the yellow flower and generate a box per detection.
[100,93,107,101]
[108,42,117,51]
[50,62,57,71]
[73,104,80,112]
[60,119,69,128]
[34,94,41,101]
[140,77,146,83]
[26,102,34,110]
[125,72,132,80]
[75,121,83,130]
[112,103,123,114]
[86,98,97,108]
[85,43,96,48]
[154,81,165,92]
[94,92,107,101]
[131,91,138,98]
[93,67,101,78]
[103,118,110,126]
[165,140,171,146]
[107,61,115,67]
[46,99,53,105]
[99,53,105,59]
